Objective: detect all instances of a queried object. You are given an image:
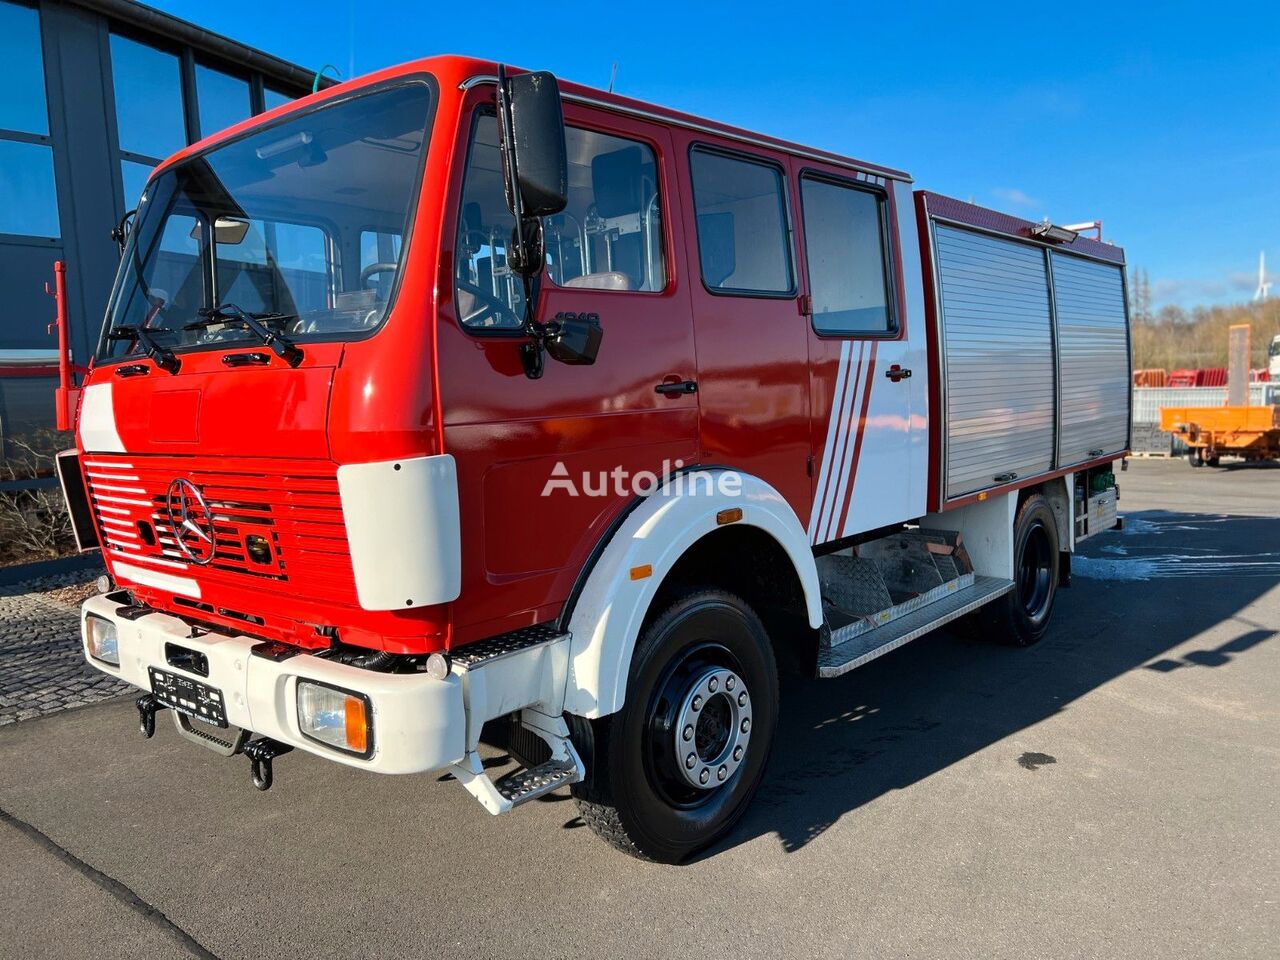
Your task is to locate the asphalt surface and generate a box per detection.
[1,459,1277,959]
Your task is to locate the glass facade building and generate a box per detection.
[0,0,315,464]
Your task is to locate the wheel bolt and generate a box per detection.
[738,691,747,707]
[726,676,735,691]
[740,718,750,733]
[718,765,727,781]
[733,746,743,761]
[692,695,702,711]
[699,768,710,784]
[708,676,719,692]
[683,724,694,741]
[686,752,696,769]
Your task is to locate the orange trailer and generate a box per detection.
[1160,405,1280,466]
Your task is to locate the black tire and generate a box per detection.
[572,590,779,863]
[1206,456,1221,468]
[1188,450,1204,467]
[980,493,1060,647]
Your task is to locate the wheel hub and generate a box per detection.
[672,666,751,790]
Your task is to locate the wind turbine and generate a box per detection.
[1256,251,1272,302]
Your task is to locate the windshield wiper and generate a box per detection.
[186,304,304,366]
[107,325,180,374]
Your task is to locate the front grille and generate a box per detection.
[82,454,357,603]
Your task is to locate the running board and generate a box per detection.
[816,575,1014,678]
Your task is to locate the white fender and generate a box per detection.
[564,470,823,719]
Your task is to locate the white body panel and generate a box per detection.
[566,470,823,719]
[809,180,929,543]
[922,491,1017,580]
[337,453,461,610]
[77,382,126,453]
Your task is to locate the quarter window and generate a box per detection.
[690,148,792,295]
[454,113,666,331]
[800,176,894,335]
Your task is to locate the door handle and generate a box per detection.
[655,379,698,396]
[884,364,912,382]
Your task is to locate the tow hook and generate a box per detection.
[136,694,166,738]
[244,737,293,791]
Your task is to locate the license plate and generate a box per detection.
[149,667,228,728]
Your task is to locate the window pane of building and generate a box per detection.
[110,34,185,159]
[0,0,49,135]
[800,178,893,335]
[690,150,792,294]
[121,159,153,208]
[0,139,59,237]
[263,87,293,112]
[196,64,251,137]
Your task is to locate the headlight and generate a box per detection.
[297,681,372,757]
[85,615,119,666]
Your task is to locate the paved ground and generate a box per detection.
[0,459,1276,959]
[0,568,123,726]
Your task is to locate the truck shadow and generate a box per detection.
[713,508,1280,857]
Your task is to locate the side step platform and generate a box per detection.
[815,527,1014,678]
[444,625,585,814]
[817,575,1013,677]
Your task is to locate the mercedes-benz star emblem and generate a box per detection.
[165,478,216,565]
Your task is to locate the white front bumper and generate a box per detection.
[80,593,466,774]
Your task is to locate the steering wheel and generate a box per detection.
[455,278,522,329]
[360,262,397,288]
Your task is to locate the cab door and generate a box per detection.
[675,139,813,521]
[438,92,698,642]
[794,165,927,544]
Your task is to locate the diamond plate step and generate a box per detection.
[494,758,579,805]
[817,575,1014,678]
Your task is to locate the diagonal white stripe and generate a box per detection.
[822,342,868,543]
[809,341,852,542]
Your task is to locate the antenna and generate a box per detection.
[1256,251,1272,302]
[608,62,618,94]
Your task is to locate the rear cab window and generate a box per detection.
[689,147,793,296]
[798,174,896,336]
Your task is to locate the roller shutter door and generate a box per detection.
[1051,253,1131,466]
[935,226,1056,498]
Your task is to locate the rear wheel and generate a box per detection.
[978,493,1060,647]
[572,590,778,863]
[1188,449,1204,467]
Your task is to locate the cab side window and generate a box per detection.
[454,113,666,331]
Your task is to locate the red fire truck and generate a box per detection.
[57,56,1130,862]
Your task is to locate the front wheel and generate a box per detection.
[572,590,778,863]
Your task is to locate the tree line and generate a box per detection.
[1128,266,1279,371]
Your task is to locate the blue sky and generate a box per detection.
[154,0,1279,310]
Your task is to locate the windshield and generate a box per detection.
[1270,337,1280,358]
[99,81,432,361]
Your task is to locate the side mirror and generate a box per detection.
[545,312,603,366]
[498,70,568,225]
[111,209,137,256]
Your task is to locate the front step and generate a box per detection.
[494,757,580,804]
[816,575,1014,678]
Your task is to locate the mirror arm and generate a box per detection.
[499,64,549,380]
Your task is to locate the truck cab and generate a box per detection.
[65,56,1129,862]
